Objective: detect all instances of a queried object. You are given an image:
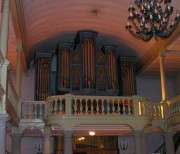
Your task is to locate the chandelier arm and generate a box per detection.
[131,19,142,32]
[158,22,179,38]
[128,28,152,41]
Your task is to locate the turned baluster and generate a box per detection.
[85,99,88,115]
[91,99,93,115]
[96,99,99,115]
[34,103,37,118]
[127,99,131,115]
[79,99,82,115]
[59,99,63,114]
[117,99,120,114]
[102,99,105,115]
[39,103,42,118]
[111,99,114,114]
[123,100,126,115]
[107,99,110,115]
[54,99,58,114]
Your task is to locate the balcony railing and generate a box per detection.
[21,101,46,119]
[7,76,19,114]
[45,94,164,120]
[140,100,164,119]
[168,95,180,117]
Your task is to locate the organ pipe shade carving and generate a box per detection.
[36,58,51,101]
[82,38,95,89]
[121,61,136,96]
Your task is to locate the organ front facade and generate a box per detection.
[35,31,136,100]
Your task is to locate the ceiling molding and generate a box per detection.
[10,0,28,72]
[136,25,180,74]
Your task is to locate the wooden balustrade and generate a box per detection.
[168,95,180,117]
[72,97,133,115]
[46,94,150,117]
[139,98,163,119]
[21,101,46,119]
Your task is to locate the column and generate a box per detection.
[12,134,22,154]
[0,114,9,154]
[165,132,175,154]
[64,130,73,154]
[159,53,168,101]
[16,42,22,98]
[43,134,51,154]
[159,53,168,119]
[55,136,64,154]
[0,0,10,58]
[134,130,142,154]
[142,132,148,154]
[0,0,10,114]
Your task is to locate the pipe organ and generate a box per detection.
[35,31,136,100]
[119,59,136,96]
[57,45,70,89]
[35,52,52,101]
[56,31,119,95]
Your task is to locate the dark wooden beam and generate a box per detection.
[136,25,180,74]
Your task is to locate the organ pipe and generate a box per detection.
[106,50,116,90]
[61,48,70,88]
[82,38,95,89]
[121,61,135,96]
[36,58,51,101]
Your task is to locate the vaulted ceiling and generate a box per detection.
[1,0,180,76]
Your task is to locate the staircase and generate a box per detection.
[153,132,180,154]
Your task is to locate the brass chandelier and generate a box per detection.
[126,0,180,41]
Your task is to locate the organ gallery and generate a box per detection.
[35,31,136,101]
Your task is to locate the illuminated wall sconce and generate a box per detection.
[119,142,128,150]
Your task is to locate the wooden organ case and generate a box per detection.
[57,31,118,95]
[35,31,136,100]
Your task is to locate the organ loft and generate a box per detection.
[35,31,136,101]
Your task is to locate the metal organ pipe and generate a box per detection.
[67,49,70,88]
[113,52,116,89]
[82,38,95,89]
[61,51,64,88]
[92,43,94,88]
[88,39,90,88]
[37,60,40,100]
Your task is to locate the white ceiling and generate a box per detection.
[1,0,180,76]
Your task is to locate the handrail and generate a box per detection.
[174,132,180,152]
[154,143,165,154]
[7,76,19,114]
[0,49,5,67]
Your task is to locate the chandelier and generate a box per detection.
[126,0,180,41]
